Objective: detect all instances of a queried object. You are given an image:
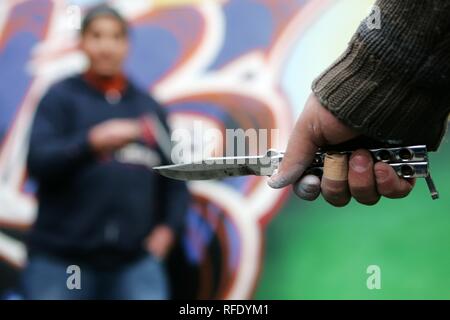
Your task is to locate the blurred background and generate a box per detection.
[0,0,449,299]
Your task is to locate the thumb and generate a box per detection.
[268,115,319,189]
[268,93,358,189]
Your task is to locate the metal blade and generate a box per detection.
[153,152,281,181]
[153,162,259,181]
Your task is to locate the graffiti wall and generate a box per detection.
[0,0,379,299]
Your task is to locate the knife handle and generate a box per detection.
[301,145,438,200]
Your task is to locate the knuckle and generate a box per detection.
[376,178,396,195]
[350,184,379,205]
[324,195,351,207]
[322,185,345,199]
[380,186,410,199]
[322,186,350,207]
[354,195,380,206]
[349,182,373,195]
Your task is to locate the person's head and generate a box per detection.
[80,5,129,77]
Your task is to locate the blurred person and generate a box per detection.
[269,0,450,206]
[22,5,190,300]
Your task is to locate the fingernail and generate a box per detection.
[296,183,320,198]
[295,190,320,201]
[268,173,284,189]
[299,175,320,192]
[300,183,317,193]
[375,168,388,183]
[293,175,321,200]
[269,165,306,189]
[350,155,369,173]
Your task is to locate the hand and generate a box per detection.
[145,225,175,259]
[268,93,415,206]
[88,119,142,155]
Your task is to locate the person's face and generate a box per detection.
[80,16,128,77]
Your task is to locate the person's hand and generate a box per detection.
[145,225,175,259]
[88,119,142,155]
[268,93,415,206]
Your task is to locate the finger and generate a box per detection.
[374,162,415,198]
[268,108,319,189]
[293,174,321,201]
[321,153,351,207]
[348,149,380,205]
[268,94,358,190]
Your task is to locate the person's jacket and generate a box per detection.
[27,74,190,269]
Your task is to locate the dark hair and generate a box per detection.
[81,4,128,35]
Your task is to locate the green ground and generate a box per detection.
[256,134,450,299]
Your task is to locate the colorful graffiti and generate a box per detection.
[0,0,343,299]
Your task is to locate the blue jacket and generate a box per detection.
[26,74,190,269]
